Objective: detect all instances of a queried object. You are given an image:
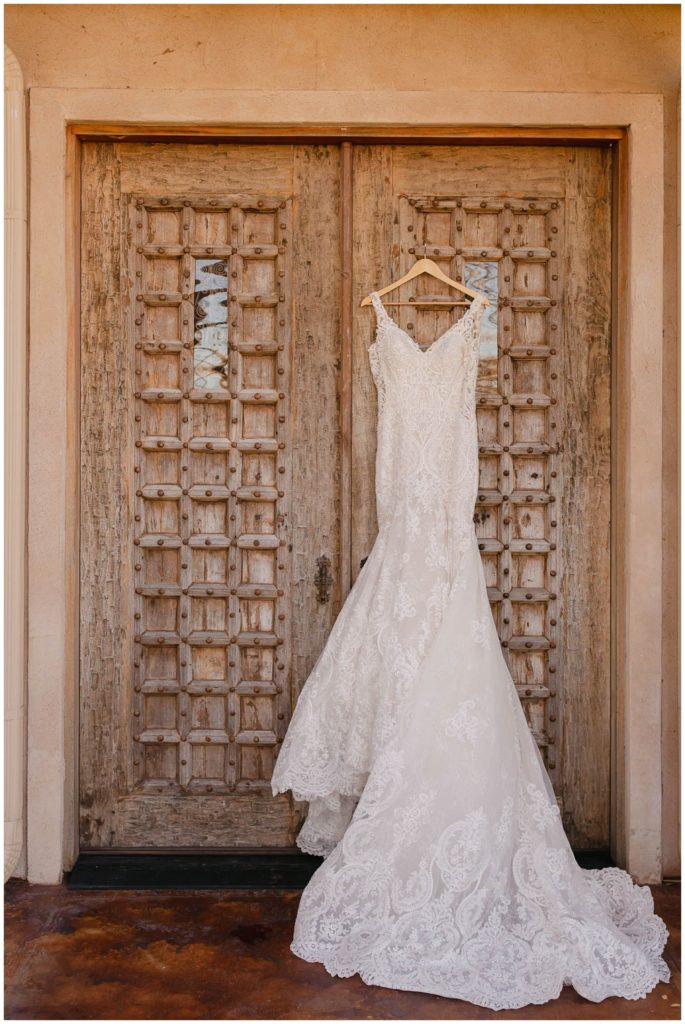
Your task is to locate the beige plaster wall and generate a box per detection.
[5,3,680,876]
[4,4,680,94]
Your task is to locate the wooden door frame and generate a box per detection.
[24,87,666,884]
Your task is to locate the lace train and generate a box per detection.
[291,866,669,1010]
[288,537,670,1009]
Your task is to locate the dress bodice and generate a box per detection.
[368,290,487,539]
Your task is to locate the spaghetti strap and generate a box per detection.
[466,291,488,332]
[369,290,390,322]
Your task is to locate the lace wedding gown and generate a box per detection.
[271,290,670,1009]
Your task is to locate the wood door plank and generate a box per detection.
[116,793,294,847]
[559,146,612,847]
[119,143,293,194]
[391,145,567,196]
[350,145,394,580]
[290,144,342,674]
[80,142,129,847]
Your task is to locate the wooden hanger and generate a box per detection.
[360,257,490,308]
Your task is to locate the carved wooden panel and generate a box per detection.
[353,146,611,849]
[129,192,293,797]
[80,143,342,848]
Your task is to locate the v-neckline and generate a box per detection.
[371,292,482,357]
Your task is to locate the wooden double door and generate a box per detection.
[80,140,611,852]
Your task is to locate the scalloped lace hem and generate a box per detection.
[272,778,367,858]
[289,867,671,1010]
[271,778,366,801]
[289,941,565,1011]
[294,832,331,857]
[290,940,667,1011]
[291,940,668,1011]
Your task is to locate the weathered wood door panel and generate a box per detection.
[81,140,611,853]
[352,146,611,850]
[80,143,342,847]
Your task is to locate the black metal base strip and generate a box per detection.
[67,850,324,890]
[67,848,612,891]
[575,850,614,870]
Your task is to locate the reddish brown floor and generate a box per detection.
[4,880,681,1020]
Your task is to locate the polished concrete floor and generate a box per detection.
[4,880,681,1020]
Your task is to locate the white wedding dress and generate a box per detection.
[271,290,670,1009]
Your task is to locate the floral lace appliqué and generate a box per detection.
[445,698,486,743]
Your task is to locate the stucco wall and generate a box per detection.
[4,4,680,94]
[5,3,680,876]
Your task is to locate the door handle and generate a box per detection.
[314,555,333,604]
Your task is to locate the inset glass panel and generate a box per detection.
[193,258,228,389]
[465,260,498,391]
